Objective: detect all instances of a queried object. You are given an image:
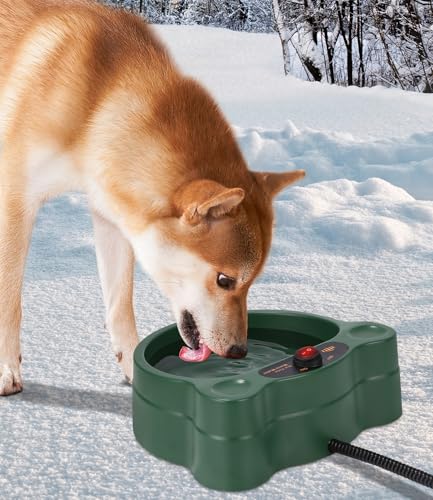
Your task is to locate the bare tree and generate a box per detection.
[272,0,323,81]
[272,0,292,75]
[336,0,354,85]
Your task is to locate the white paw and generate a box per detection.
[115,344,136,384]
[0,362,23,396]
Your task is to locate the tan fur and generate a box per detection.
[0,0,305,395]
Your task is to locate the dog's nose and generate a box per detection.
[225,344,248,359]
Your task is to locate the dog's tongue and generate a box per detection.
[179,343,212,362]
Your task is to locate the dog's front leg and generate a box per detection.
[91,209,138,383]
[0,173,35,396]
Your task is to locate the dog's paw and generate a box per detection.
[114,344,135,384]
[0,362,23,396]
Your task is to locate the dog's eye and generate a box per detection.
[216,273,236,290]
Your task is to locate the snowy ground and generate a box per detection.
[1,25,433,500]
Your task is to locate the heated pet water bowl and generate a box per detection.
[133,311,401,491]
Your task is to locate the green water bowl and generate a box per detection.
[133,310,402,491]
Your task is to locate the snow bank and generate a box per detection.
[274,178,433,252]
[236,122,433,200]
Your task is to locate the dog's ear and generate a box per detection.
[175,179,245,225]
[254,170,305,197]
[196,187,245,218]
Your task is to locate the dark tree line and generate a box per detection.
[102,0,433,92]
[272,0,433,92]
[104,0,273,32]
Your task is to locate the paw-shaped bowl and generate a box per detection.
[133,310,401,491]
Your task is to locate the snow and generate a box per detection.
[1,24,433,499]
[236,122,433,199]
[275,178,433,252]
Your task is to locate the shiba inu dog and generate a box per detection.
[0,0,304,395]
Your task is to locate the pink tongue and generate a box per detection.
[179,343,212,362]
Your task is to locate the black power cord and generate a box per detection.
[328,439,433,490]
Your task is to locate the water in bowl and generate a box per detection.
[155,338,296,378]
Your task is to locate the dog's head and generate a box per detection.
[130,170,304,359]
[100,77,304,359]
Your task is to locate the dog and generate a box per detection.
[0,0,305,395]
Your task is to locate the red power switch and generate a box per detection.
[293,345,323,370]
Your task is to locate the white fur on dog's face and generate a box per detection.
[129,225,247,356]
